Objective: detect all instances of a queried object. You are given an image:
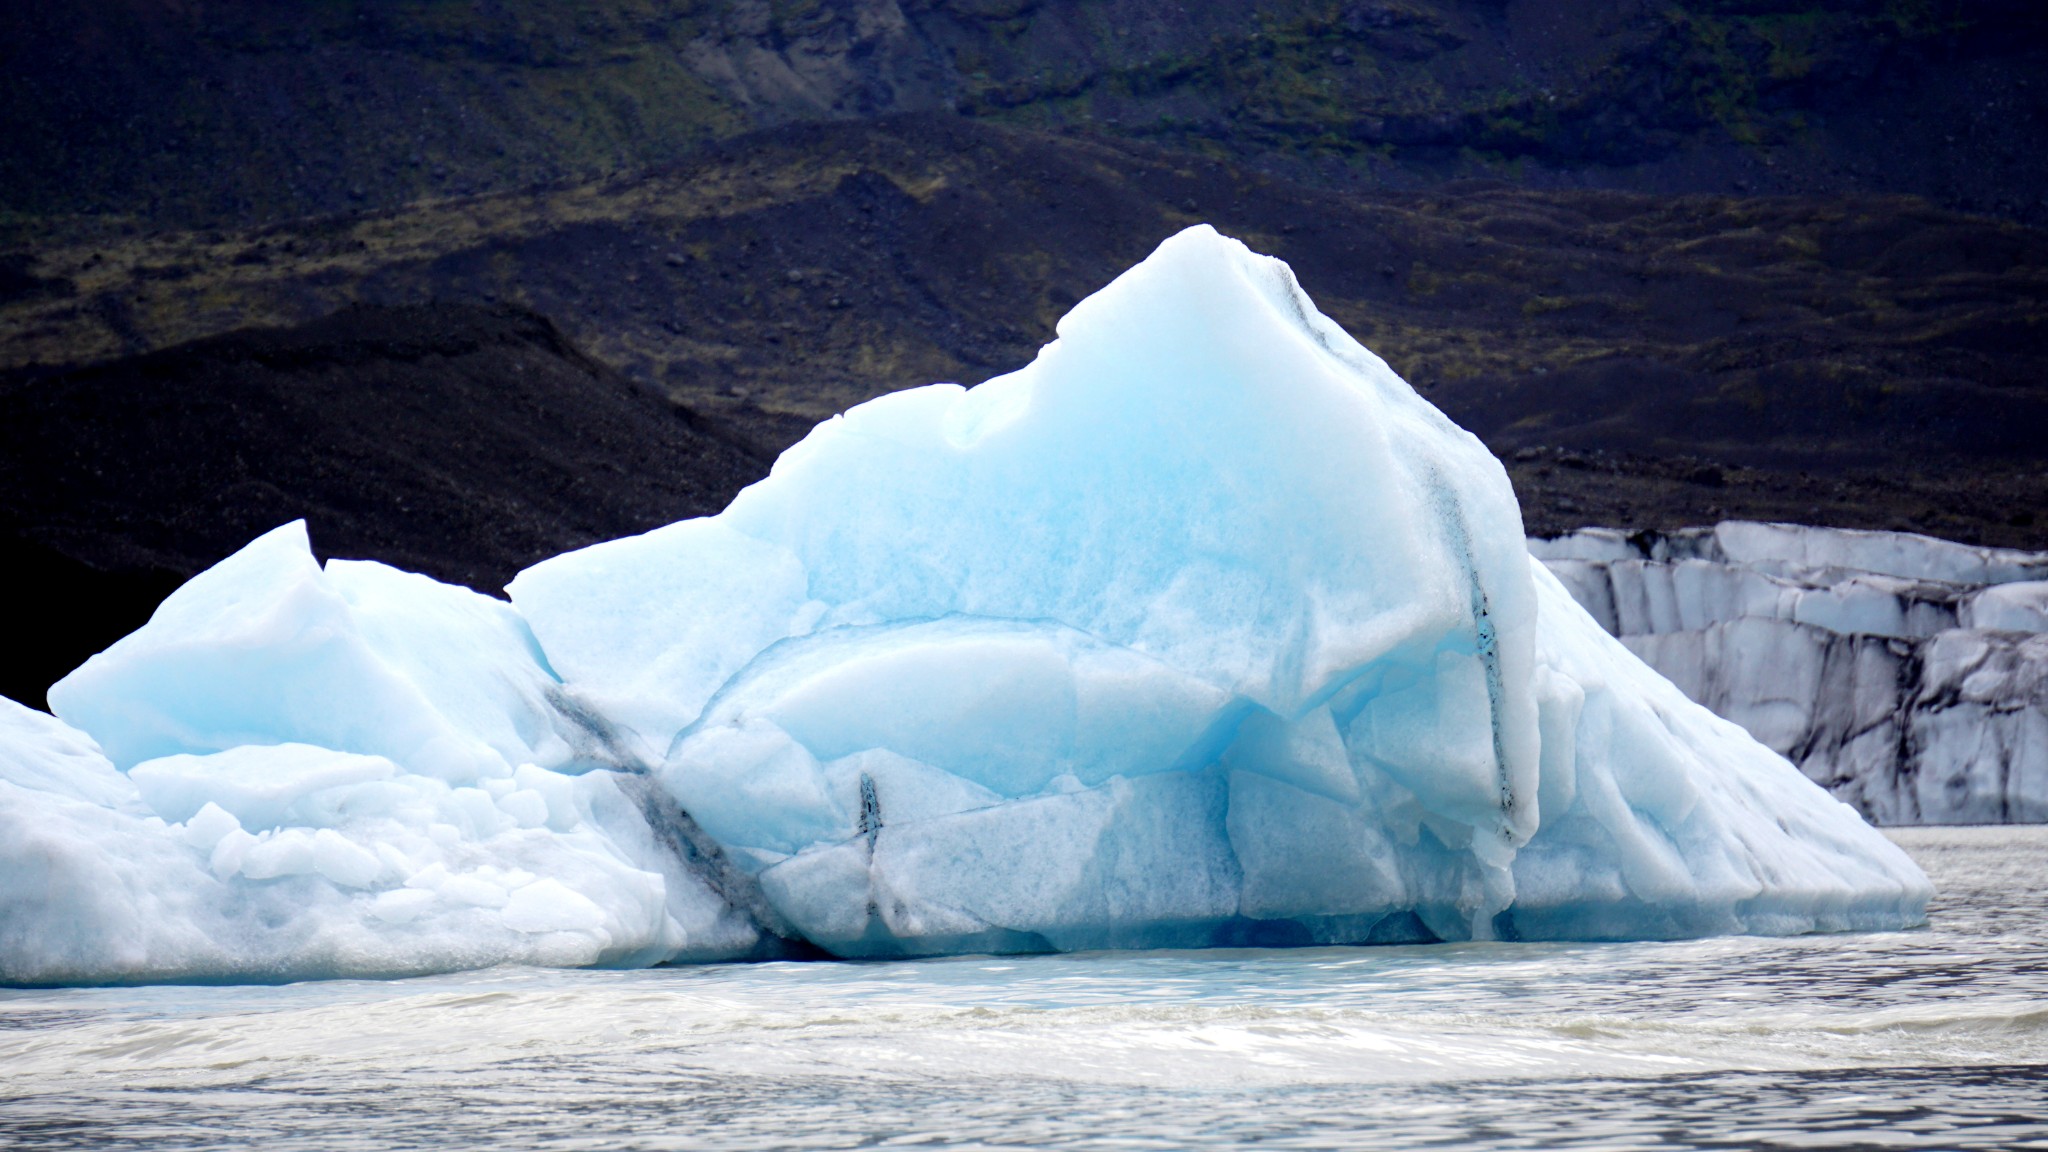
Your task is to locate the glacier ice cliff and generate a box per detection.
[0,226,1928,985]
[1533,523,2048,825]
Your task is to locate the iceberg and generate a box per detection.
[1,226,1928,985]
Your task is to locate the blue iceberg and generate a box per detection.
[1,227,1929,985]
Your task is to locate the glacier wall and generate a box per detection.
[0,227,1929,986]
[1533,524,2048,825]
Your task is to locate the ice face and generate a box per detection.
[514,226,1923,955]
[514,227,1543,810]
[0,226,1929,985]
[1533,524,2048,825]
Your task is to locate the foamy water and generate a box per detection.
[3,827,2044,1149]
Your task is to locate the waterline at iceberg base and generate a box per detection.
[0,227,1929,986]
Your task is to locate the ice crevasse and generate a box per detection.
[1,226,1929,984]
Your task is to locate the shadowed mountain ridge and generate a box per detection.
[4,0,2046,242]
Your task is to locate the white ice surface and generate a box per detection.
[2,226,1928,984]
[0,694,756,986]
[1967,581,2048,634]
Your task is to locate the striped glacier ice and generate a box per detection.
[1533,523,2048,824]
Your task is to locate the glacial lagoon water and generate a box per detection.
[2,826,2043,1151]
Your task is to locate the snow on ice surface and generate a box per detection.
[0,701,751,986]
[2,227,1927,985]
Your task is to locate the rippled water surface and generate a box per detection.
[4,827,2045,1150]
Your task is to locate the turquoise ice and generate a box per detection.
[1,227,1928,984]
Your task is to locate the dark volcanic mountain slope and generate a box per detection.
[0,302,777,708]
[4,117,2043,501]
[2,0,2046,241]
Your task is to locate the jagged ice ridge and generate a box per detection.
[1,227,1928,985]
